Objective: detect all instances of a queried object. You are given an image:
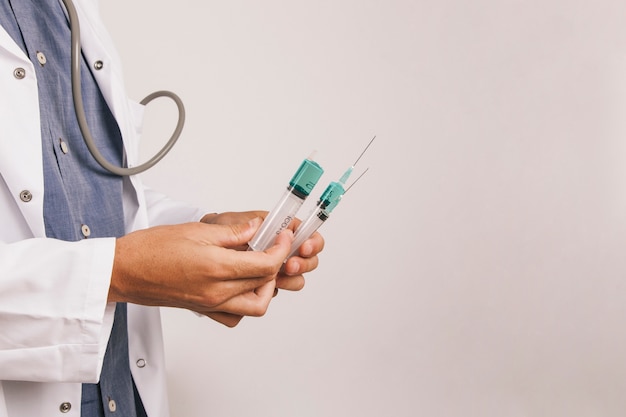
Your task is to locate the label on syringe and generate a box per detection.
[275,215,294,235]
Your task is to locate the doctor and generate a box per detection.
[0,0,323,416]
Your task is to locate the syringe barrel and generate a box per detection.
[248,157,324,251]
[286,206,327,259]
[248,188,304,251]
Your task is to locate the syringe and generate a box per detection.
[286,168,368,258]
[286,136,375,258]
[248,153,324,252]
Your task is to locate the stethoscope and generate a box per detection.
[61,0,183,176]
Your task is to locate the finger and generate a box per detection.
[296,231,325,258]
[254,278,277,300]
[205,211,268,226]
[287,217,302,232]
[199,271,275,307]
[283,254,319,276]
[202,228,293,281]
[213,280,277,317]
[276,274,305,291]
[264,228,294,260]
[204,311,244,328]
[202,217,263,248]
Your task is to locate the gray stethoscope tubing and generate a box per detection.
[61,0,184,176]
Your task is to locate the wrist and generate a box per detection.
[108,236,129,303]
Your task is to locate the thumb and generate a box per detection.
[214,216,263,248]
[264,228,294,261]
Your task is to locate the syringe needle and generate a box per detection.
[339,135,377,185]
[287,139,375,259]
[344,167,369,194]
[353,135,376,167]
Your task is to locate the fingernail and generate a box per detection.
[300,241,312,257]
[286,260,300,275]
[248,217,261,228]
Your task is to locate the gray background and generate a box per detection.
[102,1,626,416]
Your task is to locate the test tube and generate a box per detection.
[248,154,324,252]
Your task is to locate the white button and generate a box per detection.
[108,399,117,412]
[59,139,69,154]
[94,60,104,70]
[36,51,47,66]
[81,224,91,238]
[13,67,26,79]
[59,402,72,413]
[136,358,146,368]
[19,190,32,202]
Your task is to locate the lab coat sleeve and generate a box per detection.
[0,237,116,383]
[143,187,208,226]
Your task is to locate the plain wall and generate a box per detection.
[101,1,626,416]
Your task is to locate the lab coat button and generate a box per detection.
[13,67,26,79]
[59,402,72,413]
[36,51,47,66]
[94,60,104,70]
[136,358,146,368]
[19,190,32,202]
[108,399,117,412]
[81,224,91,238]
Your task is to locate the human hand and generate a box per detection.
[109,218,292,327]
[201,211,325,292]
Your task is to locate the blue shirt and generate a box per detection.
[0,1,146,416]
[0,0,126,241]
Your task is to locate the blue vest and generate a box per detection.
[0,1,146,416]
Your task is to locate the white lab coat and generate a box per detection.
[0,1,205,416]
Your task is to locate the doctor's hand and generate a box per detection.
[201,211,325,292]
[108,218,292,327]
